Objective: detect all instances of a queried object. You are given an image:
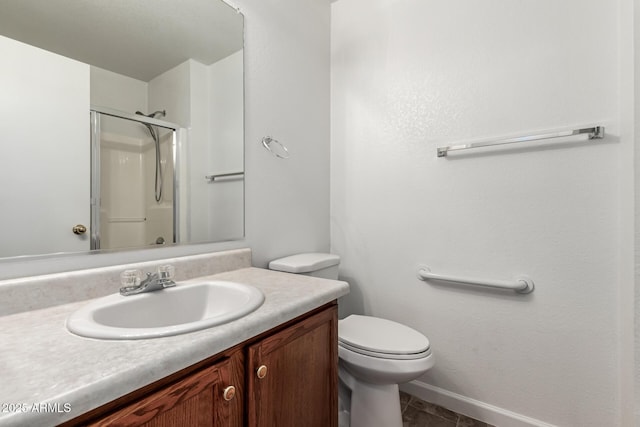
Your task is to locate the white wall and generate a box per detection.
[209,51,243,176]
[331,0,624,426]
[621,0,636,425]
[187,59,211,242]
[208,51,244,242]
[149,56,245,244]
[241,0,330,266]
[90,66,148,116]
[0,36,90,257]
[0,0,331,278]
[148,61,191,129]
[633,0,640,422]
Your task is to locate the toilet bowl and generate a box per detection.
[268,253,434,427]
[338,315,434,427]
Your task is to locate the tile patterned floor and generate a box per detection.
[400,392,495,427]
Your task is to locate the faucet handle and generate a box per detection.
[120,269,142,287]
[157,264,175,280]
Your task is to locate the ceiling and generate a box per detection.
[0,0,243,82]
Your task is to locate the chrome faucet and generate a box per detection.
[119,265,176,296]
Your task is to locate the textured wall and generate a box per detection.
[239,0,331,267]
[331,0,622,425]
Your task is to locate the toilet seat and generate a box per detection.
[338,315,430,360]
[339,341,432,360]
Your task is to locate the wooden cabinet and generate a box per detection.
[86,356,242,427]
[63,303,337,427]
[247,304,338,427]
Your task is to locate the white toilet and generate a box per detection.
[269,253,435,427]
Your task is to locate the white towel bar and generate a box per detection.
[205,172,244,182]
[107,217,146,223]
[417,266,534,294]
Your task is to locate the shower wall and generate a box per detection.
[98,125,146,249]
[97,126,175,249]
[143,129,174,245]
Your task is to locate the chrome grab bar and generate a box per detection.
[417,266,534,294]
[437,126,604,157]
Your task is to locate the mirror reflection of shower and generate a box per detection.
[90,108,180,251]
[136,110,166,203]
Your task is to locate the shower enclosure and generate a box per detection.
[89,106,182,250]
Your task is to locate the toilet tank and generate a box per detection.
[268,253,340,280]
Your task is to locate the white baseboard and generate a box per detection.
[400,380,558,427]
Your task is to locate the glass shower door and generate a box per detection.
[90,108,178,251]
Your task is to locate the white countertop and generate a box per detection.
[0,267,349,427]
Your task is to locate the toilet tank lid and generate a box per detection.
[269,253,340,273]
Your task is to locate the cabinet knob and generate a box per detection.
[256,365,268,379]
[222,385,236,401]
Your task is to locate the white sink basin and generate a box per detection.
[66,281,264,340]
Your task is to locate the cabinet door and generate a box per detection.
[89,357,241,427]
[247,306,338,427]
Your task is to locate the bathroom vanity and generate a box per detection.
[64,303,337,427]
[0,249,349,427]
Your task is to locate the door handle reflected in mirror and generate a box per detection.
[72,224,87,235]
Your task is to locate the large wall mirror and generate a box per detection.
[0,0,244,260]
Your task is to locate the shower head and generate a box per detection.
[135,110,166,118]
